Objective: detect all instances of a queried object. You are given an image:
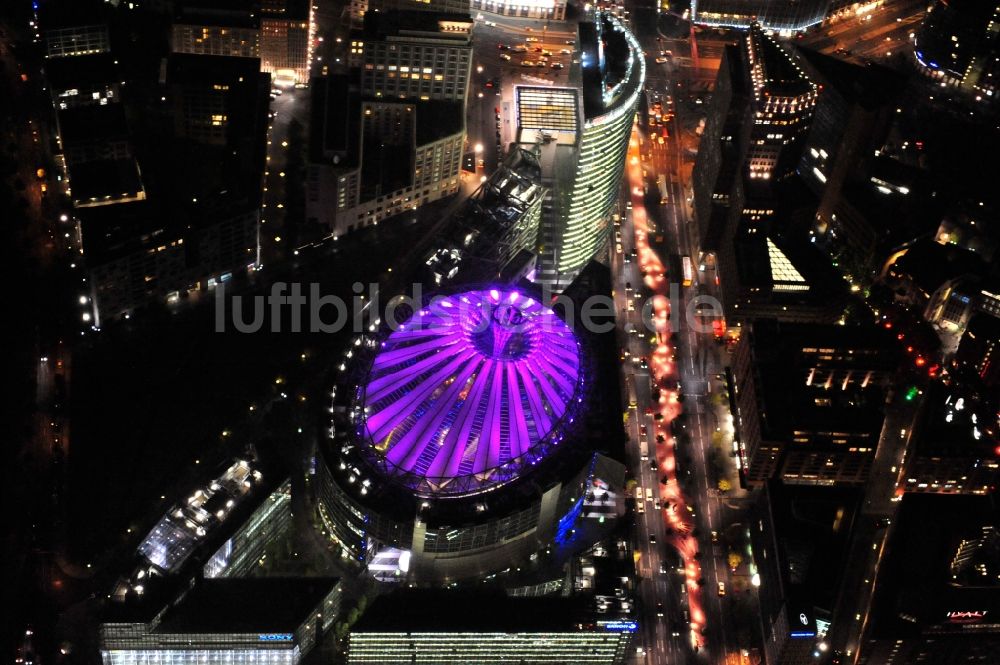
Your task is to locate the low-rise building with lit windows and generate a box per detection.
[100,578,341,665]
[170,2,260,59]
[347,11,473,102]
[692,0,830,33]
[347,588,635,664]
[471,0,567,21]
[308,75,465,235]
[259,0,313,85]
[40,0,111,58]
[308,13,472,235]
[170,0,314,84]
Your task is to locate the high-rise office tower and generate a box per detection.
[745,22,818,183]
[516,14,645,289]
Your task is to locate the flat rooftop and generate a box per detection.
[745,320,899,446]
[155,578,339,634]
[357,11,472,41]
[749,24,814,99]
[59,103,129,143]
[353,588,595,632]
[44,52,117,92]
[175,0,259,28]
[912,383,998,459]
[69,158,143,204]
[771,482,860,611]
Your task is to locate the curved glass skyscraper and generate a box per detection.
[515,13,644,288]
[558,16,645,281]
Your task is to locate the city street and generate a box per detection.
[800,0,927,65]
[612,6,763,662]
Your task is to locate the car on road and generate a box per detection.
[655,57,668,64]
[649,534,656,544]
[650,460,657,471]
[718,582,726,596]
[498,43,510,50]
[520,61,536,67]
[513,44,528,52]
[550,62,564,70]
[561,48,572,54]
[500,53,511,61]
[526,36,540,42]
[656,602,664,617]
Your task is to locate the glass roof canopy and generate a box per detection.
[356,288,584,498]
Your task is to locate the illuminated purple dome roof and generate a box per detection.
[357,288,583,497]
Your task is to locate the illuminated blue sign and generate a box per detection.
[600,621,638,633]
[258,634,293,642]
[789,631,816,639]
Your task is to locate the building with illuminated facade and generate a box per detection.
[259,0,312,84]
[745,22,818,182]
[170,0,313,84]
[99,455,331,665]
[731,320,898,487]
[516,14,644,288]
[170,2,260,59]
[100,578,341,665]
[470,0,567,20]
[40,0,111,59]
[316,286,626,582]
[346,12,473,102]
[203,478,293,579]
[692,0,831,33]
[346,588,635,664]
[307,13,471,235]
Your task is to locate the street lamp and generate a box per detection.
[474,143,484,153]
